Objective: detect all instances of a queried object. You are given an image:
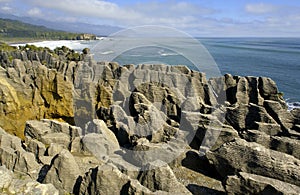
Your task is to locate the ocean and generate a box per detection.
[12,38,300,110]
[202,38,300,110]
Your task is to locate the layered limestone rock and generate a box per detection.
[206,138,300,186]
[77,163,154,195]
[225,172,300,195]
[0,165,59,195]
[0,47,300,194]
[0,59,74,138]
[0,46,95,138]
[42,149,81,194]
[0,127,40,179]
[137,160,191,194]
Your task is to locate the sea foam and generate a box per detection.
[11,40,97,51]
[287,101,300,111]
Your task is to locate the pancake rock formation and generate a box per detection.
[0,45,299,194]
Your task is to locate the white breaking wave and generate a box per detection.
[158,50,179,57]
[100,50,115,55]
[10,40,97,51]
[287,101,300,111]
[160,53,179,56]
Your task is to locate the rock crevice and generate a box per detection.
[0,47,299,194]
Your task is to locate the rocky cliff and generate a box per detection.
[0,45,299,194]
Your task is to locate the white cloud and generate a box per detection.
[1,5,11,11]
[12,1,300,37]
[27,7,42,17]
[25,0,141,20]
[0,0,12,2]
[23,0,216,27]
[245,3,278,14]
[131,1,215,20]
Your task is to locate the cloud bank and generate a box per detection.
[245,3,278,14]
[1,0,300,37]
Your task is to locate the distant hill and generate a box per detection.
[0,13,122,36]
[0,18,96,41]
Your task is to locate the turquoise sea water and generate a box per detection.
[201,38,300,109]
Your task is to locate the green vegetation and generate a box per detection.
[0,42,17,51]
[0,42,54,55]
[0,18,95,42]
[278,92,284,99]
[0,41,90,65]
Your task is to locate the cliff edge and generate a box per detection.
[0,45,299,194]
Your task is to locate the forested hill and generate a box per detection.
[0,18,96,41]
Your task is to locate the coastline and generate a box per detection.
[9,38,300,106]
[9,39,98,51]
[0,45,299,194]
[2,36,103,45]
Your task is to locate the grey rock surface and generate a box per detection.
[226,172,300,195]
[77,163,153,195]
[0,165,59,195]
[0,48,300,195]
[137,160,192,194]
[42,149,81,194]
[207,138,300,186]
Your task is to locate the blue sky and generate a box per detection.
[1,0,300,36]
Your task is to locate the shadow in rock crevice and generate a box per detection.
[187,184,225,195]
[37,165,51,183]
[181,150,222,180]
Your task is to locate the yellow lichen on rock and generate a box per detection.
[0,76,21,113]
[0,59,75,138]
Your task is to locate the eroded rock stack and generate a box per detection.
[0,46,299,194]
